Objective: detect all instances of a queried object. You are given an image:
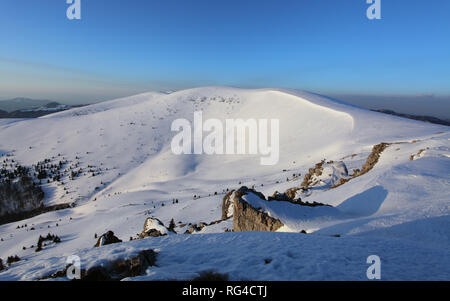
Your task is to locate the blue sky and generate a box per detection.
[0,0,449,116]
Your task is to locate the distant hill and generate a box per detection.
[0,109,9,118]
[372,109,450,126]
[0,99,88,118]
[0,97,53,112]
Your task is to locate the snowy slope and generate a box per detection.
[0,87,449,280]
[1,232,449,281]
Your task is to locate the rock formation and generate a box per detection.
[224,186,284,232]
[94,231,122,247]
[139,217,171,238]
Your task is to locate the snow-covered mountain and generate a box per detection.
[0,87,449,280]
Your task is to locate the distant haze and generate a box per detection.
[329,94,450,120]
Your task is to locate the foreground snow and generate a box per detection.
[1,231,449,281]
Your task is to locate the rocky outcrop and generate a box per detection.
[222,187,267,220]
[223,186,332,232]
[410,148,427,161]
[230,186,284,232]
[285,187,303,200]
[301,160,349,190]
[94,231,122,247]
[184,220,229,235]
[268,189,330,207]
[268,190,305,204]
[234,197,284,232]
[139,217,171,239]
[0,176,44,221]
[355,143,390,177]
[331,143,390,189]
[184,222,207,234]
[268,191,293,203]
[301,160,326,188]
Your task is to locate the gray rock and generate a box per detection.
[230,186,284,232]
[94,231,122,247]
[184,223,206,234]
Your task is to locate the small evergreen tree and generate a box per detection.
[6,255,20,265]
[168,218,176,232]
[36,236,44,252]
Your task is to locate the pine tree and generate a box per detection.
[168,218,176,232]
[36,236,44,252]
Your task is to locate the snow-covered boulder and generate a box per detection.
[94,231,122,247]
[139,217,171,238]
[302,161,349,189]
